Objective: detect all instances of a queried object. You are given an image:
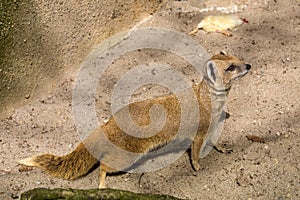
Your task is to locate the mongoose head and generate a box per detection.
[203,52,251,93]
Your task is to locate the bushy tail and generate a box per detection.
[18,143,99,180]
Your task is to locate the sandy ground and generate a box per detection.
[0,0,299,199]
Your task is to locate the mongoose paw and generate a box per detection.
[99,183,106,189]
[214,144,233,154]
[192,160,200,171]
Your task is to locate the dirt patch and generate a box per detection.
[0,0,163,114]
[0,0,299,199]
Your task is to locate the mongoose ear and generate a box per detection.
[206,61,217,83]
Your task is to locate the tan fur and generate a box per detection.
[18,53,251,188]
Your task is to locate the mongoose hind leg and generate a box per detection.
[191,134,204,171]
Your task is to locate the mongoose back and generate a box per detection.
[19,53,251,188]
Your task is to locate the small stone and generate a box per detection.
[11,193,19,199]
[236,169,251,187]
[25,94,30,99]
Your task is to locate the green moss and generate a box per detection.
[20,188,183,200]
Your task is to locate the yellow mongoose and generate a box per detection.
[18,53,251,188]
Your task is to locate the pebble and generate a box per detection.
[24,94,30,99]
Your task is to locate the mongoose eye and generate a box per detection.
[225,64,236,72]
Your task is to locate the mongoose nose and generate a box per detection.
[246,64,251,70]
